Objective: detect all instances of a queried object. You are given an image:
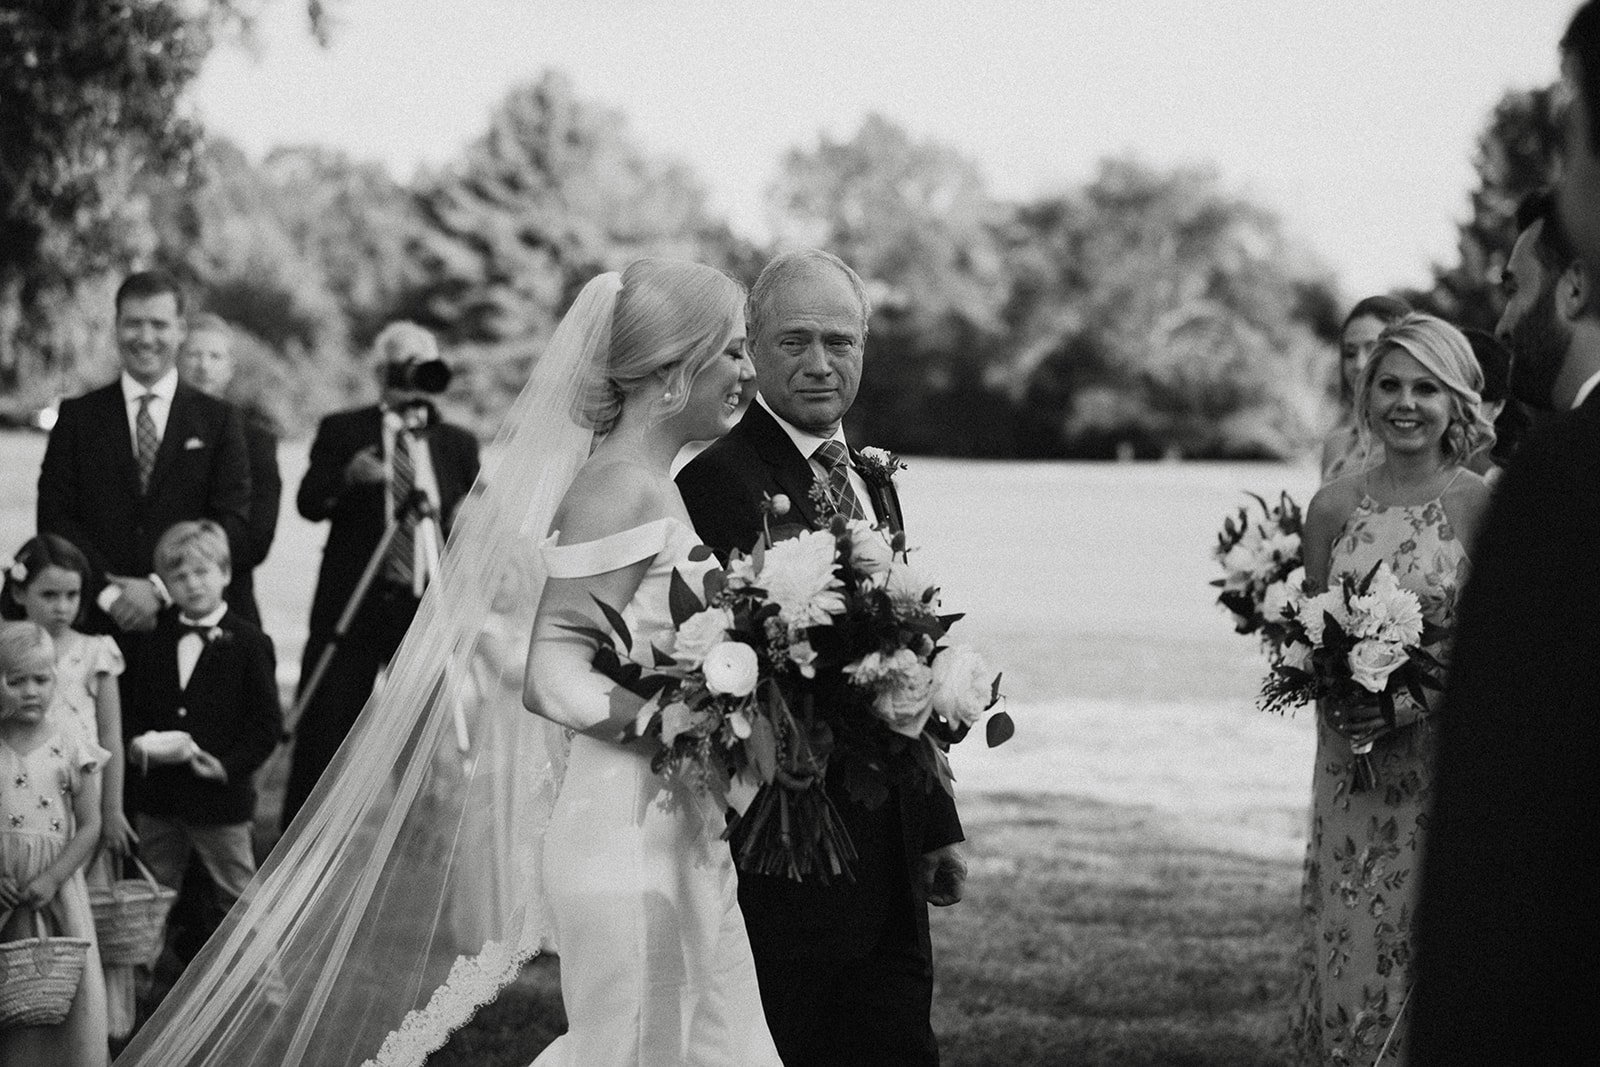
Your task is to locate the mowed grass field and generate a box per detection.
[1,431,1322,1065]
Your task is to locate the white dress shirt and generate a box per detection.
[756,394,879,526]
[177,603,229,692]
[121,368,179,454]
[382,408,445,592]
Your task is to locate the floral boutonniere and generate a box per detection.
[855,446,906,487]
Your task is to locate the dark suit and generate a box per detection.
[282,404,479,829]
[1410,389,1600,1063]
[225,410,283,626]
[36,379,252,620]
[124,608,282,826]
[678,402,960,1067]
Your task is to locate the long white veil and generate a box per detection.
[116,273,624,1066]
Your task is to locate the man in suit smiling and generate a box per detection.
[37,270,252,635]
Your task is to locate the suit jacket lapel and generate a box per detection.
[96,384,144,496]
[743,403,824,529]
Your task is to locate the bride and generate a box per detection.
[115,260,781,1066]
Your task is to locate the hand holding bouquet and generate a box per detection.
[1259,560,1447,790]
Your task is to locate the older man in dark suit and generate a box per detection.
[1411,9,1600,1059]
[37,270,252,635]
[677,249,965,1067]
[281,322,479,830]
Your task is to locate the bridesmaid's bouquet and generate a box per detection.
[578,497,1008,883]
[1258,560,1447,790]
[1212,491,1305,661]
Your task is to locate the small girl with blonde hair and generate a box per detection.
[0,620,109,1065]
[3,534,137,1039]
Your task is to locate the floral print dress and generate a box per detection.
[0,727,110,1065]
[1290,485,1470,1065]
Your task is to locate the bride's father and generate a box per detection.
[678,249,966,1067]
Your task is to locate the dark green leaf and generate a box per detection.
[592,595,633,652]
[985,709,1015,747]
[669,567,705,628]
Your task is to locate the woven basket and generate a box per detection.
[88,856,177,967]
[0,908,92,1029]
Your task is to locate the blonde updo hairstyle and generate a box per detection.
[1356,313,1496,464]
[583,259,746,435]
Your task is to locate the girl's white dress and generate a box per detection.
[48,630,134,1040]
[0,726,110,1066]
[530,517,781,1067]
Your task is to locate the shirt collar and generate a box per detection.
[1571,367,1600,410]
[757,393,848,460]
[121,368,179,403]
[178,604,228,629]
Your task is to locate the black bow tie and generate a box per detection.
[178,621,215,641]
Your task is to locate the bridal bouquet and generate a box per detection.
[1258,560,1447,790]
[578,500,1008,883]
[1212,491,1305,661]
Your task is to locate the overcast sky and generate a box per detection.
[195,0,1575,301]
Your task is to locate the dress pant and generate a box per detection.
[752,918,938,1067]
[281,581,419,830]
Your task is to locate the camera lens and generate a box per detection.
[387,359,453,394]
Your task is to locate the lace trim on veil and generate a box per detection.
[363,941,541,1067]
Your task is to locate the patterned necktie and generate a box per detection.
[384,429,417,588]
[814,439,866,522]
[135,392,159,493]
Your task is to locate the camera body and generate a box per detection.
[384,358,453,394]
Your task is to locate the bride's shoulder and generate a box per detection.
[550,458,676,545]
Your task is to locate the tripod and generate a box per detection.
[290,434,446,734]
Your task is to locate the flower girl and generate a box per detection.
[3,535,136,1039]
[0,621,109,1065]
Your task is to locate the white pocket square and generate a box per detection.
[184,437,205,450]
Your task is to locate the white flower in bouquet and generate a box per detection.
[931,645,994,726]
[1220,526,1267,591]
[1262,530,1301,566]
[703,641,760,697]
[873,660,936,737]
[1348,566,1426,647]
[760,529,846,627]
[845,519,895,577]
[1348,638,1410,693]
[1280,640,1313,673]
[885,560,940,617]
[1299,589,1349,645]
[672,606,734,666]
[1261,576,1299,623]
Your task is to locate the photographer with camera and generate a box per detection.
[281,322,480,831]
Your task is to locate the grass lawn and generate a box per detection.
[1,432,1319,1065]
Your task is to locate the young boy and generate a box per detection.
[124,519,281,944]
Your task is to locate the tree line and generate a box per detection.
[0,3,1561,458]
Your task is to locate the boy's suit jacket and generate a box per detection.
[125,607,282,826]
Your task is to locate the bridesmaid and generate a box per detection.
[1290,314,1494,1064]
[1320,295,1413,483]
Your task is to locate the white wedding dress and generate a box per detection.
[533,516,781,1067]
